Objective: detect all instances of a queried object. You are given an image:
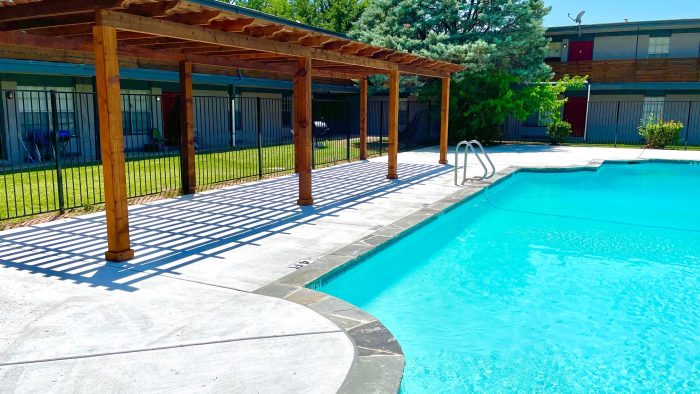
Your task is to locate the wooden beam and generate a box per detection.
[99,10,312,55]
[371,49,395,60]
[398,63,449,78]
[299,35,335,48]
[215,18,256,33]
[122,1,182,18]
[0,13,95,32]
[101,10,459,76]
[322,40,352,51]
[244,25,286,38]
[340,43,368,55]
[276,30,310,43]
[359,77,368,160]
[179,61,196,194]
[93,24,133,262]
[439,77,450,165]
[0,0,124,23]
[0,31,296,75]
[167,11,223,26]
[387,69,400,179]
[30,24,94,38]
[295,56,313,205]
[311,69,364,79]
[97,10,406,72]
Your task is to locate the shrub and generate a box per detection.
[638,114,683,149]
[547,119,572,145]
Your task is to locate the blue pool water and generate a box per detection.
[319,162,700,392]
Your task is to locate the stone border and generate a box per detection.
[253,166,522,393]
[253,158,693,393]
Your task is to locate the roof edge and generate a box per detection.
[546,18,700,35]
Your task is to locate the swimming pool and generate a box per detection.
[319,161,700,392]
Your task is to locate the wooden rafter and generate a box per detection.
[213,18,255,33]
[0,30,297,74]
[299,35,335,48]
[0,0,124,22]
[0,13,94,31]
[122,1,182,18]
[166,10,222,26]
[0,1,461,78]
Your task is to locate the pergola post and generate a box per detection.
[295,56,313,205]
[179,61,196,194]
[359,77,368,160]
[293,94,300,174]
[439,77,450,165]
[93,24,133,262]
[387,69,399,179]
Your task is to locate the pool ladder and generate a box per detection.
[454,140,496,185]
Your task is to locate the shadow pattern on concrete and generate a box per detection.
[0,161,450,292]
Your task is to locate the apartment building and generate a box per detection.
[506,19,700,145]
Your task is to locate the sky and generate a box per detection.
[544,0,700,27]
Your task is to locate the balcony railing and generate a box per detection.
[548,58,700,83]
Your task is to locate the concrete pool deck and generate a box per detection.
[2,144,700,393]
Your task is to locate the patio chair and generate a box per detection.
[145,127,165,152]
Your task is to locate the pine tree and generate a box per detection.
[351,0,556,141]
[352,0,550,79]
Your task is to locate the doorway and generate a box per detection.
[161,93,180,145]
[564,97,588,138]
[568,41,594,62]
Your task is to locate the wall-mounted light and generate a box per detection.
[156,96,161,101]
[5,91,14,100]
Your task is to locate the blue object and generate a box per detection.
[320,162,700,392]
[58,130,71,141]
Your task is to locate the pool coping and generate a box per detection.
[252,157,687,393]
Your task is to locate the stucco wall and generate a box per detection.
[236,92,286,147]
[670,33,700,58]
[593,36,640,60]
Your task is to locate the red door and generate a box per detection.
[161,93,180,144]
[568,41,593,62]
[564,97,588,138]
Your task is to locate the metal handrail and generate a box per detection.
[454,140,496,185]
[468,140,496,179]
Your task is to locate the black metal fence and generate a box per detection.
[1,89,439,221]
[503,100,700,148]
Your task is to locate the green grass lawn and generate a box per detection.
[0,137,378,220]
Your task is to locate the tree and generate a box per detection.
[351,0,560,142]
[220,0,366,34]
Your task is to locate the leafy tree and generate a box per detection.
[220,0,366,33]
[351,0,568,142]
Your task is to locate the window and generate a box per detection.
[547,42,563,59]
[523,111,552,127]
[16,87,76,138]
[281,96,292,128]
[0,97,5,161]
[399,101,408,129]
[648,37,670,58]
[121,89,152,134]
[642,97,665,124]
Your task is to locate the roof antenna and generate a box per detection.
[568,10,586,36]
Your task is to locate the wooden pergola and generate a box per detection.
[0,0,463,262]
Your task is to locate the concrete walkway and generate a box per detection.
[2,145,700,393]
